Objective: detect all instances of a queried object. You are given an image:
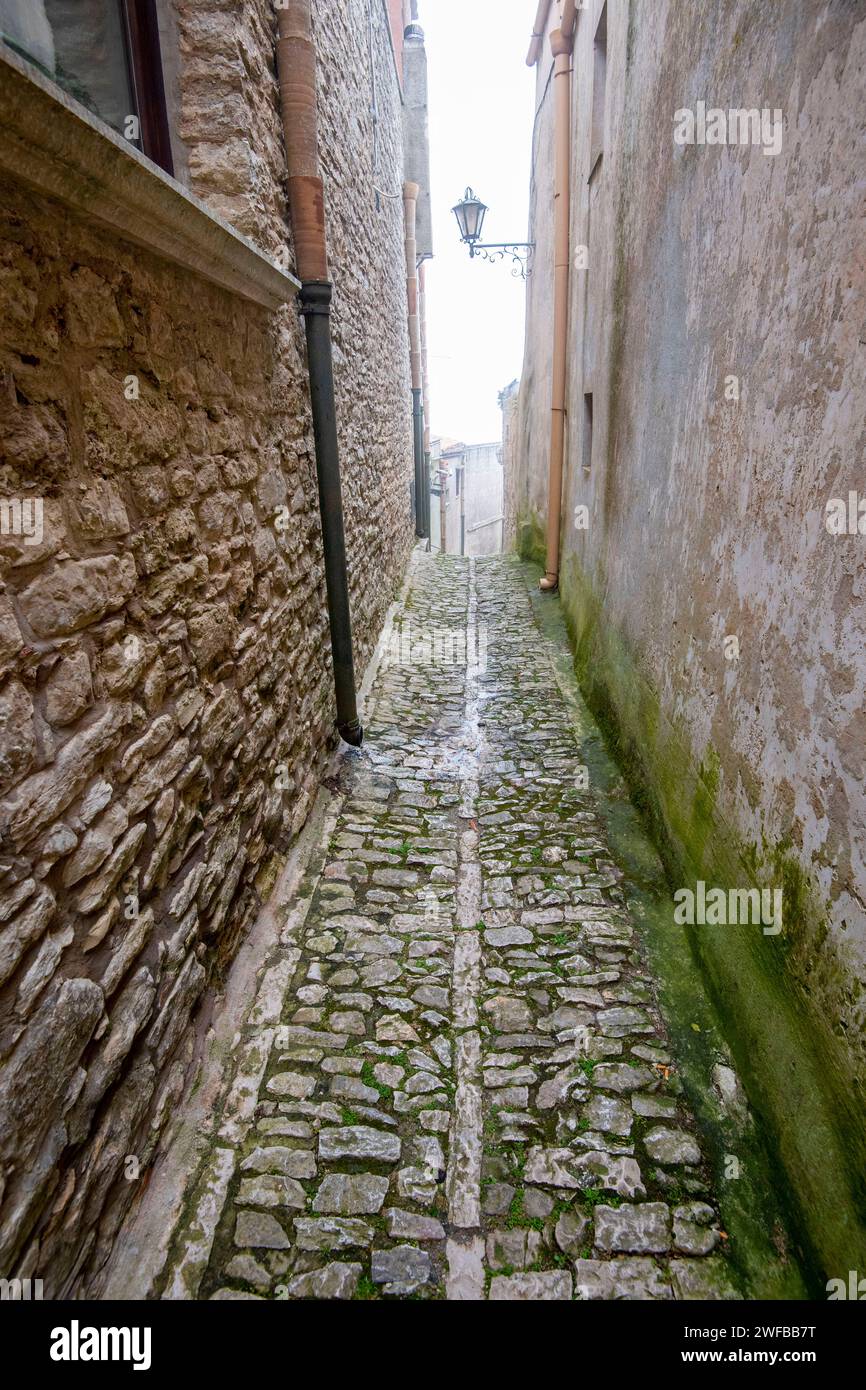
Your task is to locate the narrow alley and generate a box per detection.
[103,552,739,1301]
[0,0,863,1352]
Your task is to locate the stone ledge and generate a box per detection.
[0,46,301,312]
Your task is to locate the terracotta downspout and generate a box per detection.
[404,180,428,539]
[276,1,327,283]
[526,0,553,67]
[539,25,574,592]
[276,1,363,745]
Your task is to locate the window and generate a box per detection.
[0,0,173,174]
[582,393,594,474]
[589,2,607,180]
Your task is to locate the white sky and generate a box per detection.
[421,0,536,445]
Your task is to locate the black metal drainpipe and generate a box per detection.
[424,446,432,542]
[300,280,363,747]
[413,387,427,539]
[423,440,431,540]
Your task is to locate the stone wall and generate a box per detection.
[511,0,866,1277]
[313,0,415,632]
[0,0,414,1294]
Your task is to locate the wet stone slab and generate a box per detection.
[159,554,737,1302]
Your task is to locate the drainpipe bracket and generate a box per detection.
[338,718,364,748]
[299,280,334,316]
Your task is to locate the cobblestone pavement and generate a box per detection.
[159,553,739,1301]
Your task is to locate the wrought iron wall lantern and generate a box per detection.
[451,188,534,279]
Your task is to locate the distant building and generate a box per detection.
[431,438,503,556]
[498,380,519,552]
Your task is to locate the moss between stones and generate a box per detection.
[517,512,547,571]
[514,536,866,1293]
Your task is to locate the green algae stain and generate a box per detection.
[691,749,721,874]
[512,549,866,1295]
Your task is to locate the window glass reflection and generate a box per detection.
[0,0,136,140]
